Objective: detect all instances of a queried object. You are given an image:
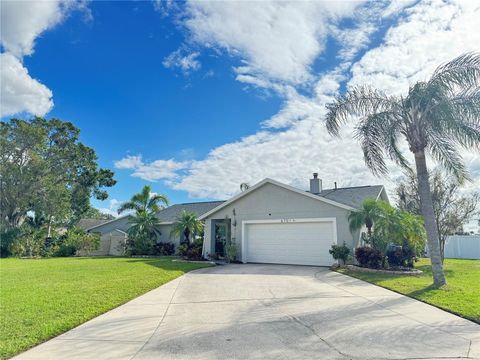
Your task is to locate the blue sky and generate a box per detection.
[1,0,479,219]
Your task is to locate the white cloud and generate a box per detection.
[184,1,363,85]
[0,0,89,117]
[1,0,65,57]
[96,198,124,218]
[163,49,201,74]
[115,155,189,182]
[124,0,480,200]
[114,155,144,169]
[349,0,480,95]
[0,53,53,117]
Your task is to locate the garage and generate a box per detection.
[242,218,337,266]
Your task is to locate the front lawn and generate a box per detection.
[0,257,211,359]
[337,258,479,323]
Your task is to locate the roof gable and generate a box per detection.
[199,178,357,220]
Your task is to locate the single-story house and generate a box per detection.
[200,174,388,266]
[83,173,388,266]
[82,201,224,256]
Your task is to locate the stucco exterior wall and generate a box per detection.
[203,182,359,260]
[157,224,181,248]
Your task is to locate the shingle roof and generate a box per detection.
[317,185,385,209]
[77,218,112,230]
[156,201,225,223]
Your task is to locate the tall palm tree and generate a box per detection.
[348,198,382,238]
[118,185,169,215]
[170,210,203,244]
[325,53,480,287]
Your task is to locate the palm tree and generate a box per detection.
[118,185,169,215]
[127,210,162,254]
[325,53,480,287]
[348,198,382,238]
[170,210,203,244]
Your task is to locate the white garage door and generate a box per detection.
[243,219,336,266]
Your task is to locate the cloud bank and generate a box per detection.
[116,0,479,199]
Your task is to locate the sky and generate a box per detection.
[1,0,479,227]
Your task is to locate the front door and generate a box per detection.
[214,222,227,257]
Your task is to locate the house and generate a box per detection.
[85,173,388,265]
[200,174,388,266]
[84,201,224,256]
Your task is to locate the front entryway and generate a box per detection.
[212,218,231,258]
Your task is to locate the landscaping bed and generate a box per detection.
[343,264,423,275]
[0,257,212,359]
[337,258,480,323]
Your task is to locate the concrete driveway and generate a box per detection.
[15,264,480,360]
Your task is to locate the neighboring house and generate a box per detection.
[84,201,224,256]
[444,235,480,260]
[77,218,111,231]
[200,174,388,266]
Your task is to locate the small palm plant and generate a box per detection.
[325,53,480,286]
[117,185,168,215]
[170,210,203,244]
[348,198,382,239]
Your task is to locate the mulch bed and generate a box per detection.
[341,264,423,275]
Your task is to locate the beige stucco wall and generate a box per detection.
[157,224,181,248]
[203,182,360,260]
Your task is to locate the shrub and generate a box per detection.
[224,238,237,263]
[126,234,155,255]
[386,241,415,268]
[54,243,77,257]
[355,246,384,269]
[329,243,351,265]
[0,228,20,257]
[55,227,100,256]
[176,244,189,257]
[152,242,175,256]
[186,247,202,260]
[177,238,204,260]
[9,226,46,257]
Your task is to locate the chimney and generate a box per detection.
[309,173,322,194]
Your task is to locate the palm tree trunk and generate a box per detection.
[414,151,446,287]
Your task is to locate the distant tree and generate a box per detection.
[82,207,115,220]
[396,170,479,260]
[170,210,203,244]
[325,53,480,287]
[0,118,116,229]
[117,185,168,215]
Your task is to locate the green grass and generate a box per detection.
[337,258,480,324]
[0,257,212,359]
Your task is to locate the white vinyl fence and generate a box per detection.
[444,235,480,260]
